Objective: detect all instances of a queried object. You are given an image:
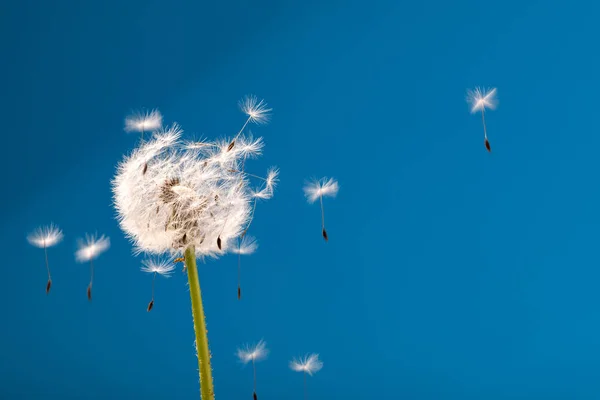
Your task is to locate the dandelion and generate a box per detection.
[141,257,175,311]
[227,95,272,151]
[467,87,498,152]
[303,177,339,241]
[230,235,258,299]
[289,353,323,400]
[27,224,64,294]
[75,234,110,302]
[112,100,277,400]
[236,339,269,400]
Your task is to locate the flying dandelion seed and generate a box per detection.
[124,109,164,174]
[111,100,277,400]
[75,234,110,302]
[27,224,64,294]
[227,95,272,151]
[289,353,323,400]
[141,257,175,311]
[303,177,339,241]
[230,235,258,300]
[467,87,498,152]
[236,339,269,400]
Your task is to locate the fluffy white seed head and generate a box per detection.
[239,95,272,125]
[289,353,323,376]
[27,224,64,248]
[75,234,110,262]
[141,258,176,277]
[236,339,269,364]
[125,109,163,133]
[230,235,258,256]
[467,87,498,113]
[303,177,339,204]
[112,117,277,258]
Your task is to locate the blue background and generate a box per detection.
[2,0,600,398]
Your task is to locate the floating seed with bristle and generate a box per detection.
[485,138,491,152]
[87,285,92,302]
[46,279,52,295]
[147,300,154,312]
[227,141,235,151]
[322,228,328,241]
[237,287,241,300]
[253,392,257,400]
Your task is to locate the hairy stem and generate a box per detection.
[185,246,215,400]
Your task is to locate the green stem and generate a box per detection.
[185,246,215,400]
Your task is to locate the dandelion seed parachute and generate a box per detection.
[228,95,272,151]
[27,224,64,295]
[75,234,110,302]
[141,258,175,311]
[466,87,498,153]
[289,353,323,400]
[303,177,339,241]
[230,236,258,299]
[237,340,269,400]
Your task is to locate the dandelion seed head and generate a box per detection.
[303,177,339,204]
[75,234,110,262]
[230,235,258,255]
[236,339,269,364]
[467,87,498,113]
[289,353,323,376]
[141,257,176,277]
[239,95,272,125]
[125,109,163,133]
[27,224,64,248]
[112,108,276,258]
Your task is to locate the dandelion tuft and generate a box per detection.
[27,224,64,249]
[289,353,323,376]
[239,95,272,125]
[124,109,163,134]
[236,339,269,364]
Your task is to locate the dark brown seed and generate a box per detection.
[217,236,222,250]
[46,279,52,295]
[253,392,257,400]
[147,300,154,312]
[87,285,92,302]
[182,233,187,244]
[485,138,491,152]
[322,228,329,242]
[237,287,241,300]
[142,162,148,175]
[227,141,235,151]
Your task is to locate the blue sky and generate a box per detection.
[2,0,600,398]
